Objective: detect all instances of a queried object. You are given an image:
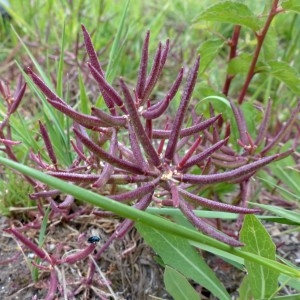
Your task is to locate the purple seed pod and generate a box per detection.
[64,243,97,264]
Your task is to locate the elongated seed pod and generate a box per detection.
[178,188,260,213]
[30,189,60,199]
[73,127,146,175]
[179,199,243,246]
[202,129,235,156]
[47,99,108,128]
[64,244,96,264]
[211,157,248,169]
[177,136,202,169]
[229,98,247,145]
[142,42,162,103]
[82,25,117,113]
[4,228,50,261]
[175,154,279,184]
[136,31,150,100]
[8,82,26,115]
[81,24,104,76]
[88,64,126,112]
[143,39,171,103]
[152,115,220,139]
[146,67,183,114]
[164,56,200,162]
[254,99,272,146]
[120,78,161,167]
[128,122,148,171]
[91,107,127,127]
[181,138,229,170]
[45,269,58,300]
[142,94,171,120]
[26,68,65,105]
[39,121,57,168]
[157,39,170,78]
[92,129,117,188]
[58,195,74,209]
[110,177,159,202]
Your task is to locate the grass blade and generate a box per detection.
[0,157,299,279]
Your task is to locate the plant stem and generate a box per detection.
[238,0,282,104]
[222,25,241,96]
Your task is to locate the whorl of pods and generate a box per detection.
[24,25,297,248]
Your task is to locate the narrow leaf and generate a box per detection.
[250,203,300,225]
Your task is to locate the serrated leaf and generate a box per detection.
[282,0,300,13]
[198,39,225,74]
[228,53,267,75]
[194,1,261,31]
[136,223,231,300]
[240,215,279,299]
[164,266,199,300]
[267,60,300,95]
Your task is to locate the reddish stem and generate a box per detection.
[222,25,241,96]
[238,0,281,104]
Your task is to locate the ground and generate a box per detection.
[1,209,299,299]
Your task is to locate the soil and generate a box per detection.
[1,209,299,300]
[0,212,171,300]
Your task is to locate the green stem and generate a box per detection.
[0,156,299,278]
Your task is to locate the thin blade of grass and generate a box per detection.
[105,0,130,82]
[56,19,66,98]
[0,157,299,279]
[79,72,90,115]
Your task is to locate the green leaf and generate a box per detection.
[228,53,252,75]
[282,0,300,13]
[240,215,279,299]
[194,1,261,31]
[79,72,90,115]
[147,207,239,220]
[198,95,231,108]
[267,60,300,95]
[16,63,72,166]
[238,276,253,300]
[279,274,300,293]
[56,20,66,98]
[136,223,231,300]
[228,53,266,75]
[250,203,300,225]
[262,26,278,61]
[198,39,225,74]
[270,160,300,197]
[164,266,199,300]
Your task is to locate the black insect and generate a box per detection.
[87,236,101,244]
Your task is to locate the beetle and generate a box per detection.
[87,236,101,244]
